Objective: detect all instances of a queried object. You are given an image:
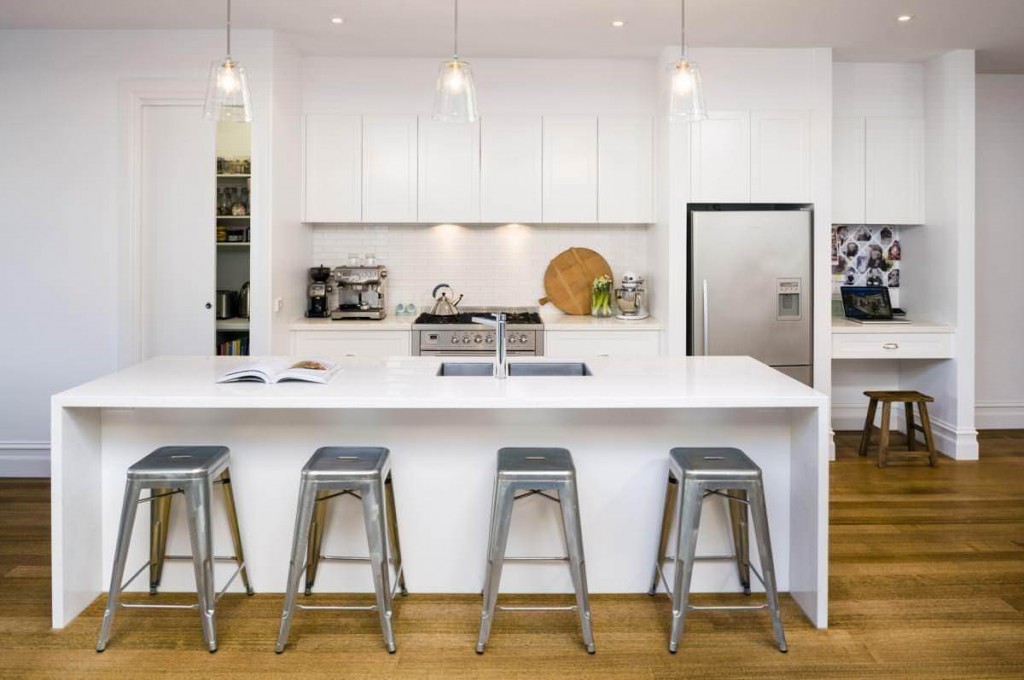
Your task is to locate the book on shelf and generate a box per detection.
[217,359,341,385]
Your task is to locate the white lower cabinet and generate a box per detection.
[545,330,661,358]
[291,331,411,358]
[832,331,953,360]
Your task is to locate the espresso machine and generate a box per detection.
[331,265,388,320]
[614,272,650,320]
[305,265,333,318]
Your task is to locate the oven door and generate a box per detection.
[417,350,537,357]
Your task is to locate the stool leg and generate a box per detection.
[668,478,702,654]
[918,402,939,467]
[219,470,253,596]
[904,402,917,451]
[184,478,218,653]
[276,477,318,653]
[726,489,751,595]
[859,398,878,456]
[749,482,787,653]
[384,474,408,596]
[148,487,173,594]
[560,482,596,654]
[97,479,143,652]
[476,478,514,654]
[648,476,677,596]
[363,478,396,653]
[878,402,892,468]
[304,490,330,595]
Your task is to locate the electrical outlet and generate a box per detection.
[274,297,284,313]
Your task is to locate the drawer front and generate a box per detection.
[832,332,953,359]
[545,330,661,358]
[291,331,411,358]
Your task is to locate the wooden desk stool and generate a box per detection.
[859,391,938,468]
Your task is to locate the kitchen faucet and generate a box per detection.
[471,313,507,379]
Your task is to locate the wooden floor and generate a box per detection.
[2,432,1023,678]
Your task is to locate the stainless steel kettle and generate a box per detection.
[238,281,250,319]
[430,283,463,316]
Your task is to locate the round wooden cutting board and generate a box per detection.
[539,247,613,315]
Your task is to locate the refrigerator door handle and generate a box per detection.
[702,279,709,355]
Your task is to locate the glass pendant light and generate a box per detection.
[204,0,253,123]
[668,0,707,123]
[432,0,479,123]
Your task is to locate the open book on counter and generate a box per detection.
[217,359,341,385]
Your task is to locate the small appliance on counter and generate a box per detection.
[237,281,250,319]
[215,290,238,320]
[305,265,332,318]
[331,265,388,320]
[614,272,650,320]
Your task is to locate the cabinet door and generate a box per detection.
[291,331,411,357]
[750,110,811,203]
[362,115,418,223]
[832,117,866,224]
[302,114,361,223]
[865,118,925,224]
[598,115,653,223]
[542,115,598,223]
[418,117,480,223]
[480,115,542,223]
[691,111,751,203]
[545,331,661,358]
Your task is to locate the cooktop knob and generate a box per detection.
[450,336,459,344]
[519,334,529,343]
[507,336,516,344]
[462,336,471,344]
[485,336,494,344]
[474,335,482,343]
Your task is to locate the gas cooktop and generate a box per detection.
[413,307,543,327]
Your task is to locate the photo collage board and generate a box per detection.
[831,225,901,303]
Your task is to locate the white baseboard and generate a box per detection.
[975,401,1024,430]
[831,405,978,460]
[0,441,50,477]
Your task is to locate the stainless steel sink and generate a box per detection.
[436,362,593,377]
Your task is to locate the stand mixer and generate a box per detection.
[614,272,650,320]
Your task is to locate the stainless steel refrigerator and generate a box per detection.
[688,205,813,386]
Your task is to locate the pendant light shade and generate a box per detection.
[433,0,479,123]
[204,0,253,123]
[668,0,707,123]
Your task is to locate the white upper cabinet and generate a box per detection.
[750,110,811,203]
[543,115,598,223]
[691,111,751,203]
[418,116,480,223]
[362,115,418,223]
[480,115,543,223]
[302,114,362,223]
[598,115,653,223]
[832,117,867,223]
[865,118,925,224]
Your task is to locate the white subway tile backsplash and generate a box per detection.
[312,224,650,311]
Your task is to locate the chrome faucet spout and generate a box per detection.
[471,313,507,379]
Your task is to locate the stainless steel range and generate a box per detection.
[412,307,545,356]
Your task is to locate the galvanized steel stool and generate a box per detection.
[476,447,596,655]
[275,447,406,654]
[648,447,787,653]
[96,446,253,653]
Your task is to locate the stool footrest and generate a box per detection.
[320,555,371,563]
[296,603,378,612]
[503,556,569,562]
[497,605,577,612]
[688,604,768,611]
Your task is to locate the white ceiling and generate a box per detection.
[1,0,1022,73]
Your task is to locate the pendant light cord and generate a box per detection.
[226,0,232,57]
[680,0,686,59]
[453,0,459,59]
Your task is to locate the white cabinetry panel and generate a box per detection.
[598,115,653,223]
[362,115,418,223]
[750,111,811,203]
[480,115,543,223]
[302,114,361,223]
[542,115,598,223]
[418,117,480,223]
[691,111,751,203]
[545,330,661,358]
[291,331,411,357]
[832,117,866,224]
[832,331,953,359]
[865,118,925,224]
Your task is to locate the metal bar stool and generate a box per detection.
[648,447,786,653]
[476,447,596,655]
[96,446,253,653]
[275,447,406,654]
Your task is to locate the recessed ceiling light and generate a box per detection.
[896,14,914,22]
[330,16,344,25]
[611,20,626,28]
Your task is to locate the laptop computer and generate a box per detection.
[840,286,910,324]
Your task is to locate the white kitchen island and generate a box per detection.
[51,355,829,630]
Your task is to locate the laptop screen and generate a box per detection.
[841,286,893,320]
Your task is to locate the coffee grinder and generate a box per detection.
[306,265,333,318]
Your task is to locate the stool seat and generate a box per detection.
[128,445,229,481]
[303,446,389,479]
[671,447,762,480]
[497,447,574,481]
[864,390,934,403]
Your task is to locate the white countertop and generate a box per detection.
[53,355,825,410]
[290,317,414,331]
[831,317,954,333]
[291,314,662,332]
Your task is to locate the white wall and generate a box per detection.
[975,75,1024,428]
[0,29,274,475]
